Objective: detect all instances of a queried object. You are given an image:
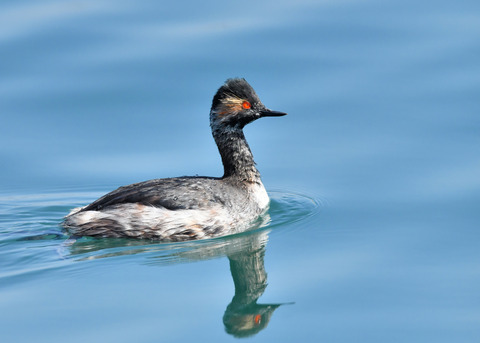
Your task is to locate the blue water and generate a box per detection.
[1,0,480,341]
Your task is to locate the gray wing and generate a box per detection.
[80,177,231,212]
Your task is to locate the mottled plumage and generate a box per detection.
[63,78,286,241]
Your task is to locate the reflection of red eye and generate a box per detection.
[242,101,251,109]
[254,314,261,325]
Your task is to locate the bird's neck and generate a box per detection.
[227,245,267,305]
[211,124,261,182]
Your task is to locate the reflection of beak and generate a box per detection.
[260,108,288,117]
[259,302,294,310]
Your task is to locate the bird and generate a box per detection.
[62,78,287,241]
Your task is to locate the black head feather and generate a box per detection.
[210,78,286,129]
[211,78,261,111]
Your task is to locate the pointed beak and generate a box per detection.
[259,108,287,117]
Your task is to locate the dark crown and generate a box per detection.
[211,78,260,111]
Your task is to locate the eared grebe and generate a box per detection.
[63,78,286,241]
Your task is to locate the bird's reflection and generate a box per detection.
[223,232,283,337]
[62,215,289,338]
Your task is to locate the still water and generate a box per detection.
[1,0,479,341]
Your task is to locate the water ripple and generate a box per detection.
[0,189,322,271]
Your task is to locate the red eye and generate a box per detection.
[254,314,261,325]
[242,101,251,109]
